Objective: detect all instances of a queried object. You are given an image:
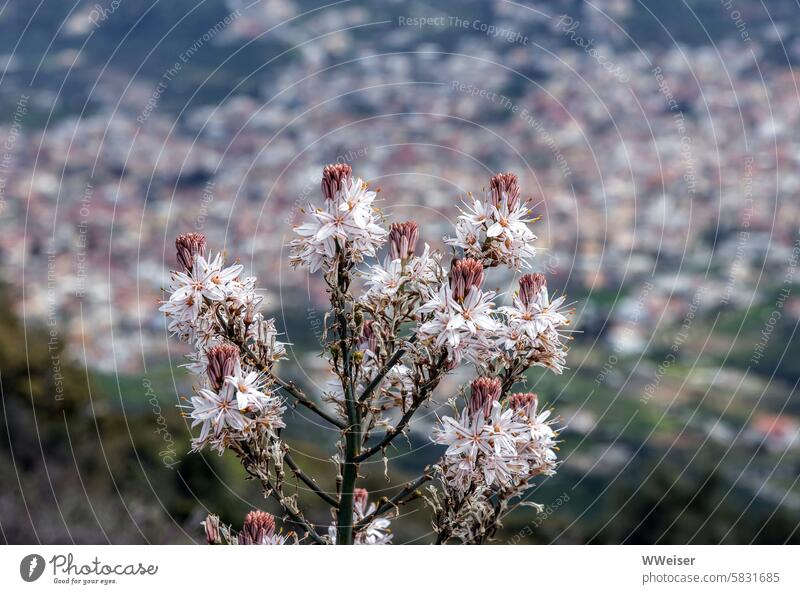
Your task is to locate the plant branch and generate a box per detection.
[233,443,327,545]
[233,337,346,429]
[354,469,433,532]
[355,353,447,463]
[358,334,417,404]
[355,402,419,462]
[283,450,340,508]
[272,375,346,430]
[261,475,327,545]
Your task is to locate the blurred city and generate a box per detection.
[1,0,800,543]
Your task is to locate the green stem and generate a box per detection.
[334,250,360,545]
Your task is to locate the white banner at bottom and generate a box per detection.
[0,545,797,593]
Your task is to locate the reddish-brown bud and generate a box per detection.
[449,258,485,301]
[239,510,276,545]
[354,488,369,512]
[508,392,538,413]
[490,172,521,211]
[359,320,378,354]
[206,343,240,391]
[321,163,353,200]
[175,232,206,271]
[388,221,419,261]
[468,377,502,418]
[518,273,546,307]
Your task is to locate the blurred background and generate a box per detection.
[1,0,800,544]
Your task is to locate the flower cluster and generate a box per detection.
[290,163,387,273]
[417,259,499,364]
[159,234,278,355]
[433,378,558,493]
[188,342,285,453]
[496,273,572,374]
[238,510,291,545]
[446,172,538,269]
[416,264,571,370]
[204,510,292,545]
[159,234,286,453]
[160,166,573,545]
[429,383,559,544]
[363,222,441,302]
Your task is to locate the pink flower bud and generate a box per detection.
[239,510,276,545]
[518,273,546,307]
[490,172,521,211]
[206,343,240,391]
[449,258,485,301]
[353,488,369,512]
[321,163,353,200]
[203,514,221,544]
[508,392,538,413]
[468,377,502,418]
[388,221,419,261]
[175,232,206,271]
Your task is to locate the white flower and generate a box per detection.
[503,284,568,333]
[445,195,538,269]
[225,276,262,310]
[338,178,377,228]
[481,449,515,486]
[224,370,270,411]
[183,347,211,376]
[434,390,560,493]
[440,456,479,493]
[160,268,206,321]
[365,258,404,297]
[460,195,493,227]
[160,253,245,336]
[359,515,392,545]
[534,339,568,374]
[290,179,387,272]
[312,208,368,244]
[447,220,482,254]
[446,287,499,336]
[289,221,330,272]
[197,253,244,298]
[188,384,250,452]
[434,409,492,462]
[485,203,533,239]
[485,403,525,457]
[495,323,525,352]
[355,496,393,545]
[418,284,499,363]
[417,281,451,316]
[405,243,441,292]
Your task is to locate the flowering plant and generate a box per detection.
[159,165,572,544]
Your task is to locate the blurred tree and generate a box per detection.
[0,287,196,543]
